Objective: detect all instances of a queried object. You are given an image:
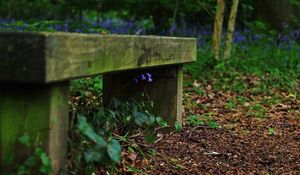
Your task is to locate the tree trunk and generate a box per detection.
[212,0,226,60]
[7,0,14,20]
[170,0,179,35]
[224,0,239,59]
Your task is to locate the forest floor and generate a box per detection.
[111,76,300,175]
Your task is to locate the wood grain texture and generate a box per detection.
[0,32,196,83]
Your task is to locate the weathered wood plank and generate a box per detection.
[0,32,196,83]
[103,65,183,126]
[0,83,69,174]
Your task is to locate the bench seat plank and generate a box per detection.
[0,32,196,83]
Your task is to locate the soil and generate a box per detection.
[115,79,300,175]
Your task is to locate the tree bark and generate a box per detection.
[224,0,239,59]
[212,0,226,60]
[7,0,14,20]
[170,0,179,35]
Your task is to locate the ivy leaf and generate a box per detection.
[77,115,107,147]
[133,112,149,126]
[24,156,36,167]
[84,148,107,163]
[107,139,121,163]
[35,147,43,156]
[39,152,52,174]
[146,115,156,125]
[16,165,29,175]
[156,117,168,127]
[18,132,30,147]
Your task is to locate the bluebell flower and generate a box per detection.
[134,78,139,84]
[253,34,260,41]
[277,33,282,40]
[75,28,82,33]
[169,23,177,35]
[64,20,69,32]
[140,74,146,81]
[146,73,152,82]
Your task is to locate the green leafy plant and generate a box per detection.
[186,113,220,129]
[225,99,236,110]
[69,97,166,173]
[186,115,203,126]
[248,103,266,119]
[174,121,182,132]
[7,133,52,175]
[201,113,220,129]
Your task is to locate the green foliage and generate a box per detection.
[261,96,282,107]
[174,121,182,132]
[185,29,300,97]
[225,99,236,110]
[7,133,52,175]
[248,103,266,119]
[69,98,166,173]
[186,115,203,126]
[268,127,276,135]
[186,113,219,129]
[201,113,220,129]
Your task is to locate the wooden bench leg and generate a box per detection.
[0,82,69,175]
[103,65,183,126]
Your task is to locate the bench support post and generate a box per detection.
[103,65,183,126]
[0,82,69,175]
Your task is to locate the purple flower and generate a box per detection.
[147,77,153,82]
[277,33,282,40]
[140,74,146,81]
[146,73,152,82]
[75,28,82,33]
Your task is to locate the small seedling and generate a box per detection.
[174,121,182,132]
[268,127,276,135]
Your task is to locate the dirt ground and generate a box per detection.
[115,80,300,175]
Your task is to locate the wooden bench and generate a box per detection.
[0,32,196,174]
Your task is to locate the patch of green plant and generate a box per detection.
[268,127,276,135]
[184,34,300,95]
[225,99,236,110]
[248,103,266,119]
[186,115,203,126]
[186,113,220,129]
[261,96,282,107]
[192,87,206,96]
[235,96,250,105]
[0,19,109,33]
[70,75,103,98]
[201,113,220,129]
[6,133,52,175]
[69,98,166,173]
[174,121,182,132]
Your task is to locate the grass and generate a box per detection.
[185,33,300,99]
